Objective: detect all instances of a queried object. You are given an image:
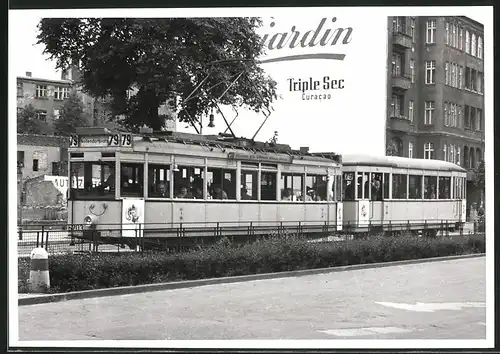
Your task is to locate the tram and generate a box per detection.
[67,127,343,249]
[338,154,467,236]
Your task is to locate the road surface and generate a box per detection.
[18,257,486,341]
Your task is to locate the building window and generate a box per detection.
[425,60,435,84]
[426,20,436,43]
[444,102,449,126]
[54,87,70,100]
[443,144,447,161]
[459,28,463,50]
[32,159,39,172]
[17,82,23,97]
[477,36,483,59]
[464,105,470,128]
[477,72,483,93]
[476,109,482,131]
[465,30,470,53]
[458,66,463,89]
[391,94,404,118]
[53,109,60,120]
[449,145,455,164]
[408,100,414,122]
[424,142,434,160]
[471,33,477,56]
[391,52,403,77]
[36,110,47,121]
[424,101,434,124]
[458,105,462,127]
[471,69,477,91]
[35,85,48,98]
[410,18,415,41]
[408,142,414,158]
[17,151,25,168]
[445,22,449,45]
[392,17,406,34]
[409,59,415,83]
[444,62,449,85]
[452,23,457,47]
[451,64,456,87]
[457,147,461,165]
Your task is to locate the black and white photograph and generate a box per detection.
[9,6,493,350]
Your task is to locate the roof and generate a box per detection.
[341,154,466,172]
[17,76,74,86]
[17,134,70,148]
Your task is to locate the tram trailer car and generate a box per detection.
[67,128,344,250]
[339,154,467,237]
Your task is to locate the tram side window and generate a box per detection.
[148,164,171,198]
[174,166,204,199]
[280,173,303,201]
[409,175,422,199]
[69,161,115,199]
[424,176,437,199]
[121,163,144,197]
[343,172,355,201]
[383,173,390,199]
[392,174,407,199]
[335,174,342,201]
[241,169,258,200]
[304,174,327,201]
[207,167,236,200]
[371,173,382,201]
[261,171,277,201]
[438,176,451,199]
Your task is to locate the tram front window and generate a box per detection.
[69,161,115,199]
[121,163,144,197]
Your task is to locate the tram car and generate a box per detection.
[338,154,467,237]
[67,127,343,249]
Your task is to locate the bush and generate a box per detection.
[18,233,485,294]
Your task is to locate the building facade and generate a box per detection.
[386,16,485,214]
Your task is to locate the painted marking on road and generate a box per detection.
[375,301,486,313]
[320,326,412,337]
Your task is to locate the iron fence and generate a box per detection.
[16,219,483,257]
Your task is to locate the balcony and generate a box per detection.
[392,31,412,49]
[463,127,484,141]
[391,75,412,91]
[388,115,415,133]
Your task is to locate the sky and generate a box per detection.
[9,7,493,156]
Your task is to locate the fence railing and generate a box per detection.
[16,219,483,257]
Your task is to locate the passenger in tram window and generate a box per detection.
[213,186,228,200]
[371,176,382,201]
[176,186,192,199]
[304,188,313,201]
[241,186,252,200]
[281,188,292,201]
[156,181,168,197]
[192,187,203,199]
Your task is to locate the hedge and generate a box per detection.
[18,233,485,294]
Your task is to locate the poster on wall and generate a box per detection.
[121,198,145,238]
[179,13,388,156]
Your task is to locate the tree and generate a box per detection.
[36,18,277,132]
[17,104,50,134]
[54,90,90,135]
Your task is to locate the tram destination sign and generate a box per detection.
[228,152,293,164]
[69,133,133,148]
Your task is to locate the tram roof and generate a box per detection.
[339,154,467,172]
[74,127,342,164]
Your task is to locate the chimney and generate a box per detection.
[25,71,32,77]
[300,147,309,154]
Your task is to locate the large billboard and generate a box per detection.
[179,14,388,156]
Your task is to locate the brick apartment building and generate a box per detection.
[386,16,485,214]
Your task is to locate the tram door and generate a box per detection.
[370,172,385,226]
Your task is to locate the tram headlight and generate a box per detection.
[84,215,95,225]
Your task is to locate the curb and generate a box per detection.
[18,253,485,306]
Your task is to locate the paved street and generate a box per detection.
[18,257,486,341]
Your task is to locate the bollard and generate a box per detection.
[29,247,50,293]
